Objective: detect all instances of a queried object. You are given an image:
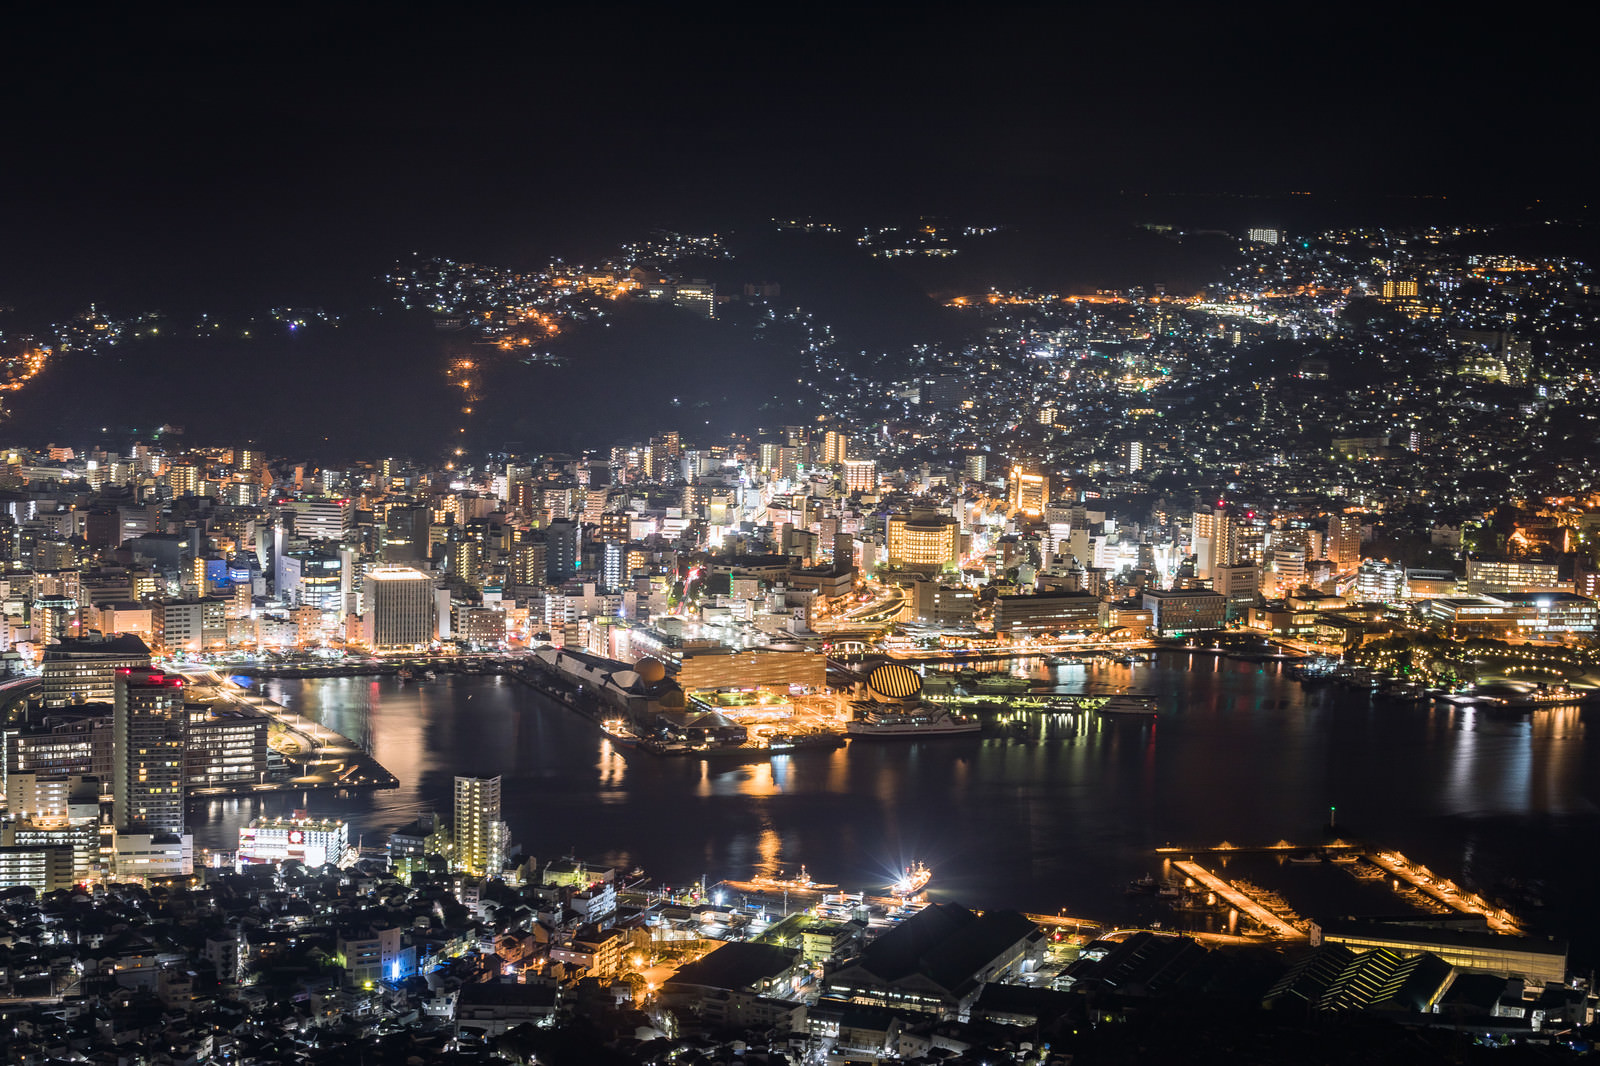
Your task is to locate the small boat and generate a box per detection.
[1045,655,1085,667]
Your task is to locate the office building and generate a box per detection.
[40,633,151,707]
[1142,589,1228,636]
[1212,563,1260,613]
[1008,467,1048,518]
[1465,558,1566,595]
[363,567,435,652]
[153,599,226,654]
[185,705,270,787]
[993,590,1102,636]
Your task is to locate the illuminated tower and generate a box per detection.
[453,775,505,879]
[1192,506,1236,580]
[1008,466,1048,518]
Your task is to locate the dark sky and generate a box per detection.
[2,6,1587,308]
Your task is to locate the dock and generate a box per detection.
[1171,860,1307,940]
[1367,851,1524,934]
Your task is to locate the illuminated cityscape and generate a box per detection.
[0,7,1597,1065]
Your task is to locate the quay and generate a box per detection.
[1366,850,1524,934]
[1171,860,1307,940]
[174,666,398,795]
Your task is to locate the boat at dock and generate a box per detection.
[724,865,838,895]
[600,719,640,748]
[1095,696,1158,717]
[973,675,1033,693]
[892,861,931,896]
[767,732,845,752]
[847,706,982,737]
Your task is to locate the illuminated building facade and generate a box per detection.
[1008,467,1048,518]
[884,512,960,573]
[237,814,349,869]
[453,775,505,878]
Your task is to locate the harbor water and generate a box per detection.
[187,653,1600,962]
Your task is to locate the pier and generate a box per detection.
[1171,860,1307,940]
[1367,850,1524,934]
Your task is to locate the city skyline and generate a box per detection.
[2,8,1599,1061]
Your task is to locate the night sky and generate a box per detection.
[4,8,1587,310]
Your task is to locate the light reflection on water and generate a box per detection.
[185,657,1600,959]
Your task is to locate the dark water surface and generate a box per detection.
[188,653,1600,962]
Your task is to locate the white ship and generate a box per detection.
[847,706,982,737]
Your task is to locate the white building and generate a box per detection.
[237,814,349,870]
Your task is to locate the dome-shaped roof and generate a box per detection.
[656,687,687,710]
[865,662,923,700]
[634,657,667,685]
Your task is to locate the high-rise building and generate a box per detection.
[545,518,580,582]
[1246,228,1281,245]
[1192,507,1236,580]
[1125,441,1145,474]
[112,669,187,837]
[965,454,987,482]
[821,429,851,466]
[1327,514,1362,570]
[843,458,877,493]
[1008,466,1048,518]
[453,775,505,879]
[363,568,435,652]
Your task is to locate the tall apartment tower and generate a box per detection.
[113,669,187,836]
[820,429,851,466]
[1327,513,1362,570]
[112,668,194,877]
[1192,506,1236,581]
[453,775,505,879]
